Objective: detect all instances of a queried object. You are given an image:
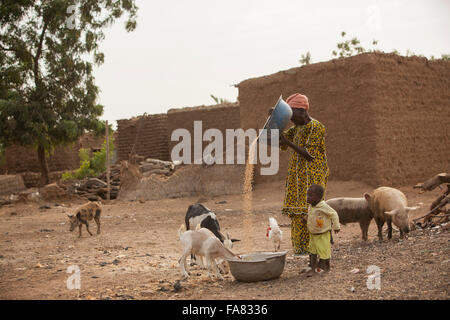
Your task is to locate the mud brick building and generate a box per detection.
[238,53,450,186]
[167,103,240,163]
[116,113,169,161]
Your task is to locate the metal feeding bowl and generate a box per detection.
[226,251,288,282]
[258,95,293,145]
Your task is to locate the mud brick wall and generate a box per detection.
[167,103,241,163]
[238,52,450,187]
[117,114,169,161]
[4,133,105,174]
[20,171,64,188]
[0,175,26,196]
[370,54,450,185]
[119,164,246,201]
[5,144,79,173]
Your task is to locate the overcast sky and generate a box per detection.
[92,0,450,125]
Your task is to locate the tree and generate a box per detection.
[0,0,137,185]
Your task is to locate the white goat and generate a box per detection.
[267,217,282,252]
[178,225,239,280]
[194,224,233,274]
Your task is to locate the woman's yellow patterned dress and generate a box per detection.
[281,119,329,255]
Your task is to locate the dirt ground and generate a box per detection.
[0,180,448,300]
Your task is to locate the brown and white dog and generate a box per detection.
[68,201,102,238]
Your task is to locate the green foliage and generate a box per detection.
[0,1,137,179]
[332,32,380,58]
[210,94,230,104]
[332,32,366,58]
[441,54,450,60]
[62,137,114,180]
[299,51,312,66]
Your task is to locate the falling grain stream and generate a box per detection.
[242,139,258,253]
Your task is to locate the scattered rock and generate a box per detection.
[157,286,169,292]
[39,205,51,210]
[216,200,227,204]
[350,268,360,274]
[173,280,182,292]
[350,287,356,293]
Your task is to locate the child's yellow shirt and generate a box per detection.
[307,200,340,234]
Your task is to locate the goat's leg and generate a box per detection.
[78,224,82,238]
[190,254,196,266]
[196,255,206,269]
[211,258,224,280]
[178,250,191,279]
[205,255,215,280]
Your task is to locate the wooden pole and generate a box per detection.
[106,120,110,201]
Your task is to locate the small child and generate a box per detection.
[305,184,340,273]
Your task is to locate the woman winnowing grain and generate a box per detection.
[278,93,329,256]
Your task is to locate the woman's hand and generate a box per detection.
[279,133,289,146]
